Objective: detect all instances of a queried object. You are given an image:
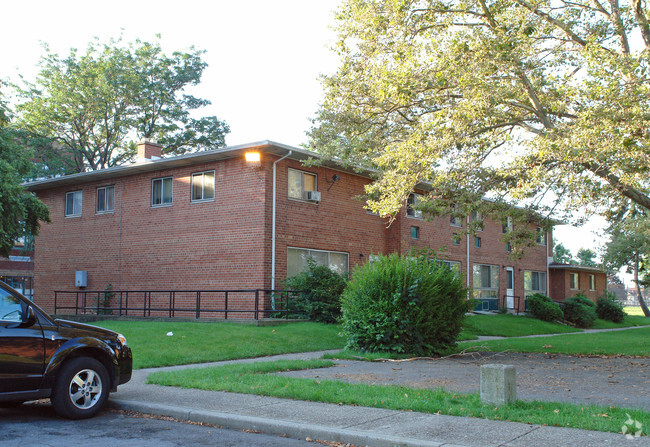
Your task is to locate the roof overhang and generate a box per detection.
[23,140,376,192]
[548,263,605,274]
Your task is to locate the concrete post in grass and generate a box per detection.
[480,364,516,405]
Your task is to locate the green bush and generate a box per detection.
[527,293,563,322]
[596,293,625,323]
[563,293,597,328]
[340,253,470,356]
[284,260,348,323]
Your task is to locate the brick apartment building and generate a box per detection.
[548,263,608,303]
[25,140,556,317]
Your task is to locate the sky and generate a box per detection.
[0,0,613,278]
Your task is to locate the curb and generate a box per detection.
[109,399,467,447]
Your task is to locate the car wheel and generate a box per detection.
[50,357,110,419]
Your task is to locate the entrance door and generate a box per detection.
[506,267,514,309]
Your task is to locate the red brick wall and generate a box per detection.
[33,150,553,317]
[549,269,607,303]
[34,157,268,313]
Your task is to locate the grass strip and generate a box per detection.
[461,314,580,339]
[95,321,345,369]
[460,326,650,357]
[147,359,648,435]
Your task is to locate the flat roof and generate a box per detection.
[548,263,605,273]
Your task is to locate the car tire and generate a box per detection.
[50,357,110,419]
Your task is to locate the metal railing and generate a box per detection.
[500,294,523,314]
[53,289,305,320]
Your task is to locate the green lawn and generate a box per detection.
[460,314,579,339]
[460,326,650,357]
[625,307,648,317]
[95,321,345,369]
[147,359,649,435]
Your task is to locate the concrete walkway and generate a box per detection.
[109,343,649,447]
[475,322,650,341]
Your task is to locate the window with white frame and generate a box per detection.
[452,233,461,245]
[471,210,483,231]
[440,260,461,275]
[524,270,547,298]
[65,191,82,217]
[450,204,462,227]
[589,274,596,291]
[287,247,349,278]
[288,168,317,200]
[502,217,513,234]
[536,227,547,245]
[96,186,114,213]
[152,177,173,206]
[569,272,579,289]
[191,171,215,202]
[406,193,423,218]
[473,264,499,300]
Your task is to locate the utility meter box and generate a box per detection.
[75,270,87,288]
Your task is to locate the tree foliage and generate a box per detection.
[603,209,650,315]
[553,242,574,264]
[576,248,598,267]
[311,0,650,224]
[0,92,50,257]
[15,37,229,174]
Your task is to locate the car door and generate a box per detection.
[0,287,45,393]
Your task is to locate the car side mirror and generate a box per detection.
[21,306,37,327]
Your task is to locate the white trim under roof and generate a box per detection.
[23,140,377,192]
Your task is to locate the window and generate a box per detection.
[471,210,483,231]
[569,272,579,290]
[96,186,114,213]
[0,288,23,322]
[191,171,215,202]
[452,233,461,245]
[536,227,546,245]
[287,248,349,278]
[65,191,82,217]
[506,242,512,253]
[152,177,173,206]
[502,217,513,234]
[589,274,596,291]
[450,204,462,227]
[473,264,499,300]
[411,226,420,239]
[406,193,423,218]
[440,260,461,275]
[288,168,317,200]
[524,270,547,298]
[474,236,481,248]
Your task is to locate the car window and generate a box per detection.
[0,288,23,322]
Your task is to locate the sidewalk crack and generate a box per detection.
[498,425,541,446]
[341,412,398,430]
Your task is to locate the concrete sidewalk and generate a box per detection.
[109,350,648,447]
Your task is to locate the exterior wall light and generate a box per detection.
[245,152,261,168]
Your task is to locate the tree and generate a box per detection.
[603,211,650,316]
[15,37,229,174]
[576,248,598,267]
[553,243,574,264]
[0,92,50,257]
[310,0,650,225]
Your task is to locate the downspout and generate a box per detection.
[466,216,471,298]
[546,230,550,297]
[271,151,293,293]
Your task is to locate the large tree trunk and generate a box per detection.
[633,252,650,317]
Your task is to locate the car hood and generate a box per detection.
[54,319,119,339]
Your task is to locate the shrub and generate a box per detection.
[563,293,597,328]
[596,293,625,323]
[527,293,563,322]
[340,253,471,356]
[284,260,348,323]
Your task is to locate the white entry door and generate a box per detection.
[506,267,514,309]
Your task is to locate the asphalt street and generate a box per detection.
[0,402,318,447]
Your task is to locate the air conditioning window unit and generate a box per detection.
[303,190,321,202]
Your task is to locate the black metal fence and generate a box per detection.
[53,289,304,320]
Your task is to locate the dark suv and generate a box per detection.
[0,280,132,419]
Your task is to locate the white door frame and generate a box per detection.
[506,267,514,309]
